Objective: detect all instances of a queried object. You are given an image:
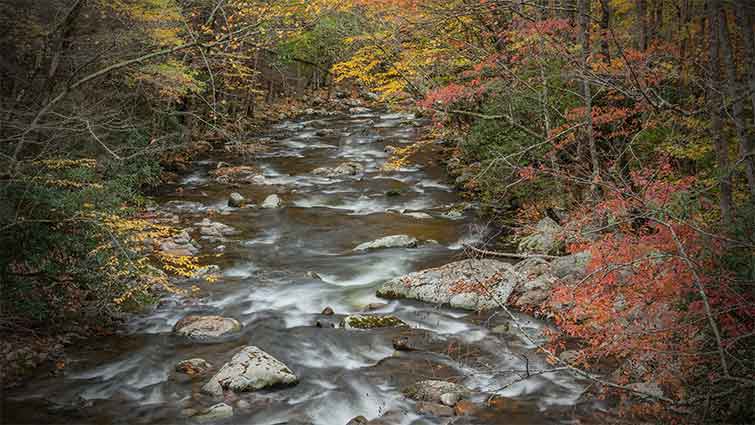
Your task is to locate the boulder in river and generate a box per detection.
[195,218,238,237]
[311,162,364,177]
[261,194,282,209]
[173,315,241,339]
[340,314,407,329]
[201,346,298,396]
[403,380,470,404]
[517,217,563,255]
[377,259,523,310]
[354,235,418,251]
[175,358,212,376]
[228,192,245,208]
[210,165,260,184]
[194,403,233,422]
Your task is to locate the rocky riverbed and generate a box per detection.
[2,102,599,424]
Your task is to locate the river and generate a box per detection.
[3,106,589,424]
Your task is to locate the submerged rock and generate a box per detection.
[194,403,233,422]
[415,401,454,417]
[354,235,418,251]
[201,346,298,396]
[377,259,522,310]
[261,194,282,209]
[340,314,407,329]
[173,315,241,339]
[175,358,212,376]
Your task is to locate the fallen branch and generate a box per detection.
[462,243,561,260]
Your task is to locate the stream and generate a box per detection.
[3,107,589,424]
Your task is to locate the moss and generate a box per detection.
[342,314,407,329]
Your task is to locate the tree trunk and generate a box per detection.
[578,0,600,197]
[708,0,734,223]
[734,0,755,128]
[719,8,755,199]
[599,0,611,63]
[637,0,648,50]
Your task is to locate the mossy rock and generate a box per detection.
[340,314,408,329]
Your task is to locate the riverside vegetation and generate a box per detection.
[1,1,754,424]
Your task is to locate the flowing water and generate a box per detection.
[3,108,589,424]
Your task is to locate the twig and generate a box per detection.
[463,243,561,260]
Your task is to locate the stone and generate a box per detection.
[315,128,337,137]
[404,212,432,219]
[354,235,418,251]
[517,217,563,255]
[377,259,523,311]
[340,314,408,329]
[307,271,323,281]
[441,210,463,220]
[210,165,260,184]
[159,240,197,257]
[311,162,364,178]
[173,315,241,339]
[403,380,470,404]
[228,192,245,208]
[439,392,461,407]
[201,346,298,396]
[515,288,550,308]
[364,303,388,311]
[415,401,454,417]
[321,306,335,316]
[550,251,591,280]
[261,194,282,209]
[194,403,233,422]
[345,416,369,425]
[175,358,212,376]
[349,106,371,114]
[191,265,221,280]
[195,218,238,237]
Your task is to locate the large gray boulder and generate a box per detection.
[377,259,522,310]
[517,217,563,255]
[354,235,418,251]
[173,315,241,339]
[201,346,298,396]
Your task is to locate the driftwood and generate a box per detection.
[462,244,561,260]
